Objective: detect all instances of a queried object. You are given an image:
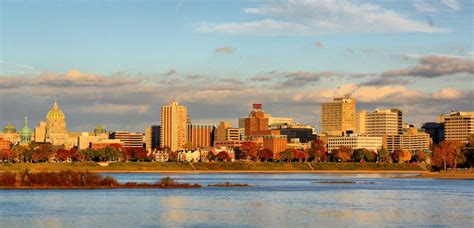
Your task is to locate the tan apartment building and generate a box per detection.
[444,111,474,143]
[357,109,402,137]
[385,126,430,153]
[160,101,188,151]
[321,97,356,136]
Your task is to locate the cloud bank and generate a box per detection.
[197,0,446,35]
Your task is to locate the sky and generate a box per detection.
[0,0,473,132]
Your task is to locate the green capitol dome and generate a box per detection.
[94,124,107,134]
[3,123,16,133]
[20,117,32,144]
[47,101,66,119]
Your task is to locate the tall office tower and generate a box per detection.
[160,101,188,151]
[145,125,161,152]
[244,103,270,136]
[187,124,215,148]
[355,110,366,135]
[364,109,403,137]
[444,111,474,143]
[321,96,356,136]
[421,122,445,145]
[109,131,144,148]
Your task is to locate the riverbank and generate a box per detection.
[412,170,474,179]
[1,162,429,173]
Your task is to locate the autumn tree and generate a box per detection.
[125,147,148,161]
[463,137,474,168]
[312,138,328,162]
[432,141,463,170]
[332,147,352,162]
[415,149,426,163]
[0,149,10,162]
[280,149,294,162]
[377,147,390,163]
[169,151,179,162]
[182,142,195,151]
[30,143,55,162]
[216,151,230,162]
[240,142,259,161]
[257,148,274,162]
[293,149,309,162]
[392,150,411,163]
[353,148,376,162]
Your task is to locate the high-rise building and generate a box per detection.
[321,96,356,136]
[160,101,188,151]
[45,101,69,145]
[355,110,366,135]
[421,122,445,145]
[244,104,270,136]
[215,121,241,143]
[145,125,161,152]
[109,131,144,148]
[279,126,314,143]
[444,111,474,143]
[267,116,295,129]
[243,104,288,155]
[385,126,431,153]
[359,109,403,137]
[34,121,47,143]
[187,124,215,148]
[262,135,288,159]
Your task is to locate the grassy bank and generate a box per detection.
[0,162,428,172]
[0,171,202,189]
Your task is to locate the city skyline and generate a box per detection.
[0,0,473,131]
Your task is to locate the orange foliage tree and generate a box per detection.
[432,141,463,170]
[293,149,308,162]
[415,149,426,163]
[240,141,259,161]
[332,147,352,162]
[312,138,328,162]
[216,151,230,162]
[392,150,411,163]
[280,149,294,162]
[257,148,274,162]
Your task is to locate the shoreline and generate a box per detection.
[89,170,426,174]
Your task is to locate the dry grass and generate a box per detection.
[0,171,201,189]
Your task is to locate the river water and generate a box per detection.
[1,173,473,227]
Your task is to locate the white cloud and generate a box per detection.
[440,0,461,10]
[197,19,312,36]
[432,87,463,99]
[197,0,446,35]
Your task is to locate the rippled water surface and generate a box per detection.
[1,173,473,227]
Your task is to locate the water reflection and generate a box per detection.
[0,173,473,227]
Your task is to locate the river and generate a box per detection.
[1,173,473,227]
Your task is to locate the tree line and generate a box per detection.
[1,136,473,171]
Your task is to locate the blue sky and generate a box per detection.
[0,0,472,131]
